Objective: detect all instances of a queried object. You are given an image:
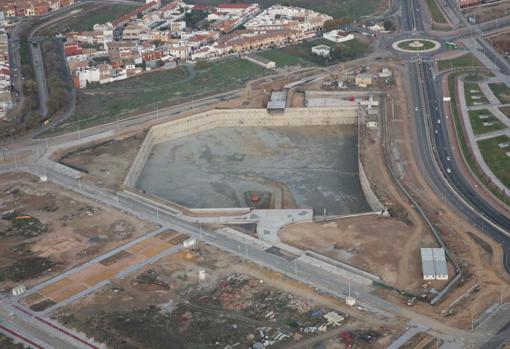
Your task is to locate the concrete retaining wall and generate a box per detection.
[358,160,385,212]
[124,130,155,187]
[124,107,358,188]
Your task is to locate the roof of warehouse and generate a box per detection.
[432,248,448,276]
[420,248,435,275]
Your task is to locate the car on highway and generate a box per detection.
[446,168,452,174]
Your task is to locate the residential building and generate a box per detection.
[323,30,354,43]
[0,0,75,17]
[245,5,331,32]
[311,44,331,57]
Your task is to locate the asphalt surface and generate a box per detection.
[397,1,510,347]
[399,1,510,275]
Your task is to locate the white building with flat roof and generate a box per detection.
[311,44,331,57]
[420,248,435,280]
[432,248,448,280]
[420,247,448,281]
[323,30,354,43]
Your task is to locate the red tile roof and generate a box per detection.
[217,3,251,9]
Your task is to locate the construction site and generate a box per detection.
[0,59,502,349]
[52,244,402,349]
[0,172,154,291]
[136,125,369,214]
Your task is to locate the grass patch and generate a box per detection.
[186,0,383,18]
[258,38,369,67]
[468,109,505,135]
[42,58,271,136]
[258,49,310,67]
[438,53,482,72]
[19,36,31,66]
[425,0,447,23]
[464,81,488,106]
[448,71,510,204]
[397,40,436,51]
[478,135,510,188]
[42,4,138,35]
[488,82,510,104]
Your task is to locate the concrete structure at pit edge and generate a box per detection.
[123,107,385,214]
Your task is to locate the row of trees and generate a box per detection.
[41,40,72,119]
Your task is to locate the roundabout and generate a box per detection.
[392,38,441,53]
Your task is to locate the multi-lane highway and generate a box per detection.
[399,0,510,276]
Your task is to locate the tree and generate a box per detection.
[383,19,395,31]
[323,19,336,32]
[23,79,37,94]
[24,111,40,129]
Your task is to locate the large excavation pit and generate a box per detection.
[135,125,370,215]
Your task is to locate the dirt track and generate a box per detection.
[280,215,436,290]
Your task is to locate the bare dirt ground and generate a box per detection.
[0,172,155,290]
[468,2,510,23]
[383,63,510,329]
[59,132,146,189]
[500,106,510,118]
[21,231,187,311]
[53,244,403,349]
[487,30,510,56]
[279,215,436,291]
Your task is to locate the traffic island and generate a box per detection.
[392,39,441,53]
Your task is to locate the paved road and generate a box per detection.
[397,1,510,347]
[386,324,430,349]
[0,304,100,348]
[395,0,510,267]
[19,163,479,345]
